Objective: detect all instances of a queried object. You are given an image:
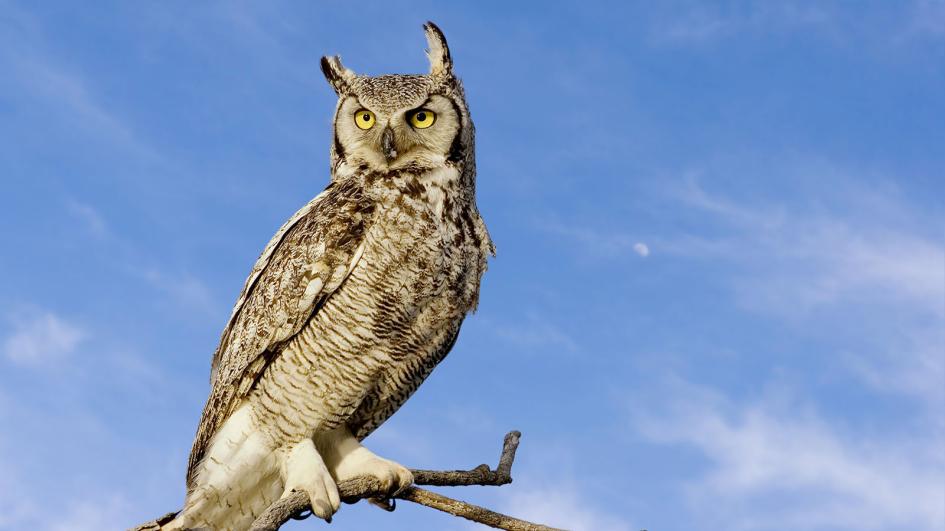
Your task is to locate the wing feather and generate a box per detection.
[186,179,375,485]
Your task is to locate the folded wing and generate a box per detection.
[186,179,375,486]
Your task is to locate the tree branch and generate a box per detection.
[131,431,562,531]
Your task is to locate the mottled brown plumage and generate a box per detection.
[187,178,376,485]
[167,22,492,530]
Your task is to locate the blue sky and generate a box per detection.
[1,2,943,530]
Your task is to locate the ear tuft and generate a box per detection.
[320,55,355,95]
[423,21,452,77]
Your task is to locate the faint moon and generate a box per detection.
[633,242,650,257]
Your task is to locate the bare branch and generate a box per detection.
[397,487,563,531]
[412,430,520,487]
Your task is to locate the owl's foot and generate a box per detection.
[318,426,414,496]
[336,445,414,496]
[281,438,340,522]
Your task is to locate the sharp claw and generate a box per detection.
[391,470,414,497]
[368,497,396,512]
[309,497,335,522]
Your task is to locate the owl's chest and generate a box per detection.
[356,192,481,315]
[344,166,490,326]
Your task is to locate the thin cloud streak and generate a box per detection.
[656,175,945,413]
[661,177,944,316]
[2,310,86,366]
[497,484,634,531]
[648,2,831,45]
[0,3,160,161]
[490,311,581,354]
[633,380,945,531]
[538,218,643,260]
[65,199,109,238]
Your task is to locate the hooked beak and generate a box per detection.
[381,126,397,163]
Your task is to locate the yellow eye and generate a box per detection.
[409,109,436,129]
[354,109,375,130]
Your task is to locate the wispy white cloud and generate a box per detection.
[46,493,134,531]
[0,310,188,531]
[64,195,221,324]
[660,178,945,316]
[2,310,86,366]
[845,328,945,419]
[140,268,219,318]
[490,311,581,354]
[649,3,831,45]
[0,491,36,530]
[65,199,108,238]
[633,380,945,531]
[539,219,641,260]
[658,175,945,416]
[0,3,159,160]
[905,0,945,39]
[0,473,134,531]
[0,466,37,530]
[669,177,944,316]
[496,484,634,531]
[650,1,945,53]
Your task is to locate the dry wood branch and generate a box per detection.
[131,431,562,531]
[396,486,562,531]
[412,429,519,486]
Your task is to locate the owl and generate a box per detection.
[164,22,493,530]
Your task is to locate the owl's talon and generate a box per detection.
[324,430,415,498]
[368,497,396,512]
[281,439,341,522]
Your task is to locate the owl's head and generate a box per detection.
[320,22,473,176]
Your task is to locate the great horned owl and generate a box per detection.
[165,22,492,530]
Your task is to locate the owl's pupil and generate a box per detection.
[416,112,426,121]
[362,114,369,121]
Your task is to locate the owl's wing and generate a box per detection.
[186,179,375,485]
